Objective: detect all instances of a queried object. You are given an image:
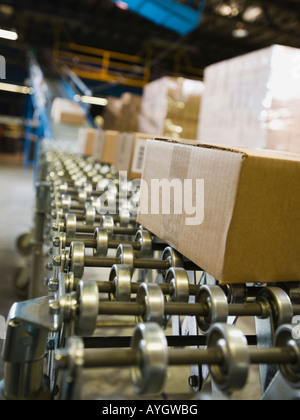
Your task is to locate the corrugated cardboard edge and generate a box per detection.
[153,137,249,157]
[153,136,300,161]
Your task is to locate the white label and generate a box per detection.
[131,138,149,174]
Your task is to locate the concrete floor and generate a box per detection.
[0,162,34,318]
[0,161,35,382]
[0,160,262,400]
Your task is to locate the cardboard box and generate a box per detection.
[114,132,135,173]
[129,133,154,179]
[139,76,204,140]
[198,45,300,153]
[114,132,154,179]
[137,138,300,284]
[100,130,119,165]
[103,93,142,132]
[51,98,85,126]
[78,128,100,156]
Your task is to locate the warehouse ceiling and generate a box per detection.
[0,0,299,114]
[0,0,300,73]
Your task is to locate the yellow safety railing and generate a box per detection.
[52,32,204,88]
[53,41,151,88]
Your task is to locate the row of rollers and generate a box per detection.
[45,150,300,396]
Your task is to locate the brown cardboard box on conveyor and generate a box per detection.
[51,98,85,126]
[138,137,300,284]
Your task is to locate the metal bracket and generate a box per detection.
[262,371,300,400]
[1,296,60,400]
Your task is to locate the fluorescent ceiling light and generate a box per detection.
[217,4,234,16]
[243,6,263,23]
[75,94,108,106]
[216,2,239,17]
[0,5,14,17]
[115,1,129,10]
[0,29,18,41]
[0,82,34,94]
[232,22,249,38]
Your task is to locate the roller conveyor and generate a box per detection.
[2,143,300,401]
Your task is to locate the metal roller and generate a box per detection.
[69,242,85,279]
[108,264,132,302]
[85,204,96,226]
[75,280,99,336]
[119,208,130,227]
[116,244,135,274]
[134,229,152,259]
[196,285,229,334]
[257,287,294,328]
[100,215,115,232]
[165,267,190,303]
[93,228,109,258]
[61,194,72,211]
[136,283,165,326]
[162,247,184,278]
[275,324,300,388]
[131,323,168,395]
[207,323,249,393]
[65,214,76,239]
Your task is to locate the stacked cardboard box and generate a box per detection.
[103,93,142,132]
[78,128,100,157]
[138,138,300,284]
[77,129,119,166]
[114,132,154,179]
[51,98,85,126]
[198,45,300,153]
[139,77,204,140]
[100,130,119,165]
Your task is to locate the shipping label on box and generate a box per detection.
[131,138,148,177]
[129,134,155,179]
[138,138,300,284]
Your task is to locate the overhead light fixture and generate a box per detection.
[217,4,234,17]
[115,1,129,10]
[74,94,108,107]
[0,29,18,41]
[216,1,240,17]
[232,22,249,38]
[0,5,14,17]
[243,6,263,23]
[0,82,34,94]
